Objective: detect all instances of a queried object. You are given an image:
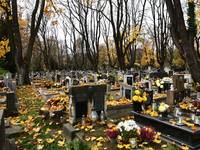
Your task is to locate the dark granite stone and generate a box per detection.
[0,110,6,150]
[131,111,200,150]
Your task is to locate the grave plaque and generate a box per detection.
[73,80,79,85]
[144,90,153,108]
[94,91,104,115]
[75,93,87,118]
[102,74,107,79]
[108,76,115,85]
[125,89,131,100]
[127,77,133,86]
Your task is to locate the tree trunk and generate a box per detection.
[166,0,200,83]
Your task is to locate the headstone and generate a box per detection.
[83,76,88,83]
[6,92,17,110]
[101,74,107,79]
[56,74,61,82]
[169,71,173,77]
[143,80,152,90]
[183,74,192,83]
[144,90,153,108]
[107,76,115,85]
[92,74,98,82]
[173,75,184,91]
[0,110,6,150]
[66,76,71,87]
[73,79,79,85]
[120,83,135,100]
[124,75,133,86]
[69,84,107,125]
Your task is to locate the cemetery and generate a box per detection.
[1,0,200,150]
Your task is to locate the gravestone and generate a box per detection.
[101,74,107,79]
[0,110,6,150]
[183,74,192,83]
[169,71,173,77]
[56,74,61,82]
[120,83,135,100]
[124,75,133,86]
[173,75,184,91]
[144,90,153,108]
[143,80,152,90]
[73,79,79,85]
[66,76,71,86]
[69,84,107,125]
[83,76,88,83]
[92,74,98,82]
[107,76,115,85]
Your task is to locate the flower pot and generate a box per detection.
[122,138,129,144]
[158,87,162,93]
[133,101,143,113]
[110,137,117,144]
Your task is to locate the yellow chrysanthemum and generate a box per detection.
[143,96,147,102]
[160,102,165,106]
[143,92,146,97]
[135,90,141,95]
[133,96,138,101]
[138,96,143,103]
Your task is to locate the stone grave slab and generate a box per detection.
[43,91,60,100]
[173,75,184,91]
[69,84,106,125]
[183,74,192,83]
[131,111,200,150]
[0,110,6,150]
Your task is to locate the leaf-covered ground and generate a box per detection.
[4,85,187,150]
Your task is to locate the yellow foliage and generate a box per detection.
[0,38,10,58]
[172,49,185,68]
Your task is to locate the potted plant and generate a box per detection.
[139,126,156,143]
[117,120,140,143]
[157,102,171,118]
[155,80,164,93]
[106,126,119,144]
[132,89,147,112]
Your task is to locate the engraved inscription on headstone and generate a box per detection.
[94,91,104,115]
[127,77,133,86]
[125,89,131,100]
[75,93,87,118]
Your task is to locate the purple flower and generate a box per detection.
[193,101,198,107]
[0,80,2,83]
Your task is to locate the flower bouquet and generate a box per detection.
[155,80,164,93]
[139,126,156,143]
[194,82,200,92]
[132,89,147,103]
[132,89,147,112]
[89,76,94,82]
[106,126,119,138]
[0,80,4,88]
[157,102,171,117]
[117,120,140,143]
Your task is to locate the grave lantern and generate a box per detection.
[89,107,98,123]
[177,111,184,126]
[189,100,193,109]
[174,104,181,118]
[194,113,200,125]
[190,109,196,121]
[82,115,86,125]
[100,110,105,123]
[151,100,156,111]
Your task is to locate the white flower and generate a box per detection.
[156,83,160,87]
[164,104,169,108]
[160,81,164,84]
[160,85,164,89]
[158,105,166,112]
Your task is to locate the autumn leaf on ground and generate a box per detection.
[57,141,64,146]
[117,144,124,148]
[181,146,189,150]
[161,144,167,148]
[97,142,102,147]
[86,137,90,141]
[57,130,62,135]
[123,144,130,149]
[37,139,43,143]
[107,122,115,128]
[46,138,55,143]
[91,145,99,150]
[154,139,161,144]
[37,145,44,150]
[96,137,103,141]
[91,136,97,141]
[191,126,197,131]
